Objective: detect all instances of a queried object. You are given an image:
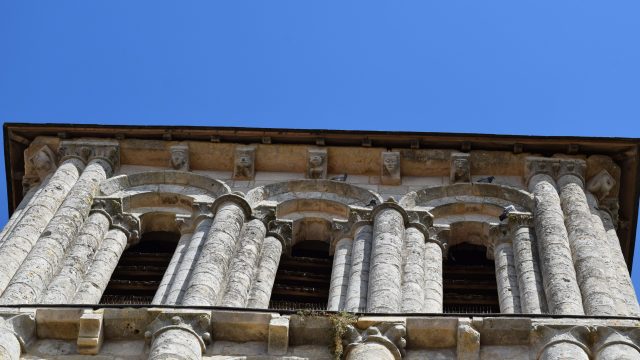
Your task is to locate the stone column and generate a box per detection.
[534,326,590,360]
[401,226,426,313]
[508,212,547,314]
[247,235,284,309]
[1,142,119,304]
[594,327,640,360]
[367,201,406,313]
[556,159,616,316]
[0,156,84,294]
[152,216,195,305]
[219,218,267,308]
[73,212,139,304]
[327,237,353,311]
[493,226,521,314]
[41,210,110,303]
[182,195,250,306]
[146,313,211,360]
[599,210,640,316]
[0,313,35,360]
[345,223,373,313]
[0,328,20,360]
[0,177,49,248]
[343,323,406,360]
[423,236,444,313]
[526,158,583,315]
[164,215,213,306]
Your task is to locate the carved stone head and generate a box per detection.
[450,153,470,183]
[381,151,401,185]
[307,148,327,179]
[169,144,189,171]
[587,169,616,200]
[233,146,256,180]
[29,145,57,181]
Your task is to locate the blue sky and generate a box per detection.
[1,2,640,296]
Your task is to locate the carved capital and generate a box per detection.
[27,145,57,181]
[251,205,276,225]
[450,152,471,184]
[406,209,434,239]
[593,327,640,358]
[90,197,124,222]
[506,211,533,232]
[343,323,406,360]
[267,219,293,254]
[112,212,141,244]
[381,151,401,185]
[169,144,189,171]
[211,193,252,220]
[490,223,510,246]
[233,145,256,180]
[0,312,36,351]
[192,201,214,223]
[531,325,592,360]
[59,140,120,171]
[307,148,327,179]
[371,198,410,225]
[525,157,558,184]
[557,158,586,184]
[145,312,212,352]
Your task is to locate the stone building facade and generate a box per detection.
[0,123,639,359]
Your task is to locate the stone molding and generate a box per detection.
[145,311,212,353]
[343,322,407,360]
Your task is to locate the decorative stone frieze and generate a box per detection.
[381,151,401,185]
[343,322,407,360]
[146,311,212,360]
[170,143,190,171]
[450,152,470,184]
[532,325,591,360]
[233,145,256,180]
[307,148,327,179]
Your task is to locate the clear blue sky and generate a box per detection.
[1,2,640,297]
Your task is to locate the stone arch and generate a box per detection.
[399,183,533,226]
[246,180,382,208]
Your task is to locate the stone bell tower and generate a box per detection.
[0,123,638,359]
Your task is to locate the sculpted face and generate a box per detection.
[587,170,615,199]
[309,154,324,167]
[171,151,187,170]
[237,152,252,167]
[454,159,466,177]
[383,155,399,174]
[32,150,53,174]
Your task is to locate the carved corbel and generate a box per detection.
[343,322,407,360]
[587,169,616,200]
[381,151,401,185]
[233,145,256,180]
[77,310,104,355]
[307,148,327,179]
[457,318,480,360]
[0,313,36,355]
[169,144,190,171]
[27,145,57,182]
[145,312,212,353]
[267,219,293,255]
[531,325,592,360]
[450,152,471,184]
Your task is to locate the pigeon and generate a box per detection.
[330,173,348,182]
[499,205,517,221]
[366,199,377,207]
[476,176,495,183]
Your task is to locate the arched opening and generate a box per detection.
[100,230,180,304]
[269,219,333,311]
[443,242,499,313]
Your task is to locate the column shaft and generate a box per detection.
[345,343,395,360]
[599,211,640,316]
[327,237,352,311]
[529,173,583,315]
[367,207,405,313]
[558,174,616,315]
[73,228,128,304]
[512,226,547,314]
[494,242,521,314]
[1,159,110,304]
[540,343,589,360]
[164,218,212,305]
[598,344,640,360]
[182,202,245,306]
[423,241,443,313]
[41,211,110,303]
[149,328,202,360]
[0,329,20,360]
[0,178,48,248]
[345,224,372,313]
[152,231,193,305]
[219,219,267,308]
[401,227,425,313]
[0,158,83,294]
[247,236,282,309]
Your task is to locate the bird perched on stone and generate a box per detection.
[367,199,377,207]
[330,173,348,182]
[476,176,495,183]
[499,205,517,221]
